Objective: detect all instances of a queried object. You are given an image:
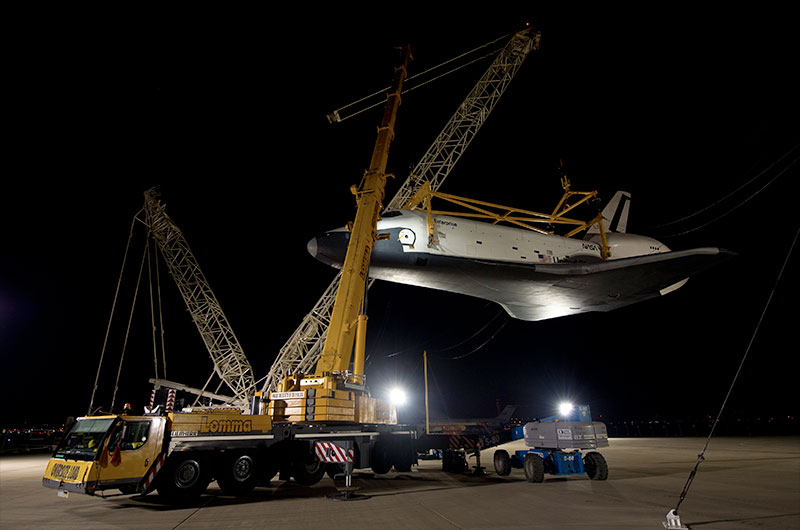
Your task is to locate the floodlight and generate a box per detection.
[389,387,407,406]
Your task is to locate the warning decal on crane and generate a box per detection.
[149,388,176,412]
[314,442,354,463]
[142,454,165,493]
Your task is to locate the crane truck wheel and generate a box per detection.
[326,463,345,479]
[157,453,211,500]
[370,441,392,475]
[392,441,414,472]
[493,449,511,476]
[523,453,545,483]
[292,460,326,486]
[442,449,468,473]
[216,452,258,496]
[583,451,608,480]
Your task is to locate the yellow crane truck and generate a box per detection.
[42,405,414,500]
[43,45,415,502]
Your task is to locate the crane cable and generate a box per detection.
[87,211,141,415]
[449,317,510,360]
[658,143,799,237]
[668,222,798,522]
[145,233,169,381]
[379,302,497,360]
[110,227,150,412]
[330,33,511,123]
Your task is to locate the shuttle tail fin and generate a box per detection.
[588,191,631,234]
[495,405,516,424]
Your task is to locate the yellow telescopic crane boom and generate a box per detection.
[271,47,411,424]
[315,47,411,379]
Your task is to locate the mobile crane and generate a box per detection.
[43,44,414,502]
[43,28,541,501]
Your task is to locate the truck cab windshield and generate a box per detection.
[54,418,116,461]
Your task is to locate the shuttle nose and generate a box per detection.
[307,237,318,258]
[307,229,348,268]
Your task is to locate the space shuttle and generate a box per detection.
[424,405,517,435]
[308,192,733,321]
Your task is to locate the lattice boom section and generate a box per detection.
[145,191,255,404]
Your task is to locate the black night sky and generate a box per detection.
[3,8,798,429]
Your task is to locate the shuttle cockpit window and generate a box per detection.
[381,210,403,218]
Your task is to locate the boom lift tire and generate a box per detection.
[523,453,545,483]
[292,460,326,486]
[216,451,258,496]
[583,451,608,481]
[493,449,511,476]
[157,453,211,500]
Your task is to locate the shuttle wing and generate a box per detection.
[494,247,734,320]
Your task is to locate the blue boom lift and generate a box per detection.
[493,404,609,482]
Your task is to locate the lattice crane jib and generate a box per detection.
[261,29,541,394]
[143,189,255,407]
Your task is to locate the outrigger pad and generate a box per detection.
[327,487,370,501]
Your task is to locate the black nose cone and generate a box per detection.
[308,231,348,268]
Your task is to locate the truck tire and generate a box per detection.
[118,484,137,495]
[583,451,608,481]
[292,460,325,486]
[216,452,257,496]
[326,463,345,479]
[442,449,468,473]
[392,440,414,472]
[370,441,392,475]
[157,454,211,500]
[523,453,544,483]
[493,450,511,476]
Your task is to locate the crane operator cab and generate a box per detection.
[43,415,166,497]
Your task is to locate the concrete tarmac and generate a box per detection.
[2,437,798,529]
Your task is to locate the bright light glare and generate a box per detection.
[389,387,407,406]
[558,402,574,417]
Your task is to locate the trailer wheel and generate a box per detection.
[292,460,325,486]
[493,450,511,476]
[523,453,544,483]
[583,451,608,481]
[157,454,210,500]
[216,452,257,496]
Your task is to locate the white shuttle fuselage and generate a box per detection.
[309,193,732,321]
